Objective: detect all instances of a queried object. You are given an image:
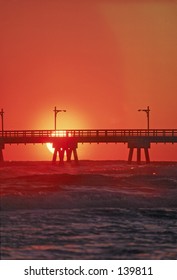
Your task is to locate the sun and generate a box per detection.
[46,142,54,154]
[46,131,67,154]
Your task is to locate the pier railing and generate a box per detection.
[0,129,177,138]
[0,129,177,144]
[0,129,177,137]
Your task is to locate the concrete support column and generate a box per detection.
[52,148,57,163]
[137,148,141,164]
[73,148,78,162]
[59,149,64,163]
[128,148,134,163]
[66,148,72,162]
[0,148,4,162]
[144,148,150,163]
[0,143,4,162]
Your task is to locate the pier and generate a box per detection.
[0,129,177,163]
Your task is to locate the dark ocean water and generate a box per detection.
[0,161,177,260]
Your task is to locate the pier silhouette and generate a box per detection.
[0,128,177,163]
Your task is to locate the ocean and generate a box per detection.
[0,161,177,260]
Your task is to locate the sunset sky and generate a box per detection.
[1,0,177,161]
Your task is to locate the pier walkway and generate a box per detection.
[0,129,177,163]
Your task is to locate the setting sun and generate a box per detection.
[46,131,67,154]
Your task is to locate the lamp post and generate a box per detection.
[0,108,4,137]
[138,106,150,131]
[53,106,66,130]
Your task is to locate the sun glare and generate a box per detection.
[46,143,54,154]
[46,131,67,154]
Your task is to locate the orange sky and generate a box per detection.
[1,0,177,161]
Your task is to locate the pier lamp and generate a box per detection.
[0,108,4,137]
[138,106,150,131]
[53,106,66,130]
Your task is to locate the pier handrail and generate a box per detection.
[1,129,177,138]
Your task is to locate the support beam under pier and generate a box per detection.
[128,148,134,164]
[52,141,78,164]
[137,148,141,164]
[144,148,150,163]
[0,149,4,162]
[0,143,4,162]
[66,148,72,162]
[59,149,65,163]
[52,149,57,163]
[73,148,78,162]
[128,141,151,164]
